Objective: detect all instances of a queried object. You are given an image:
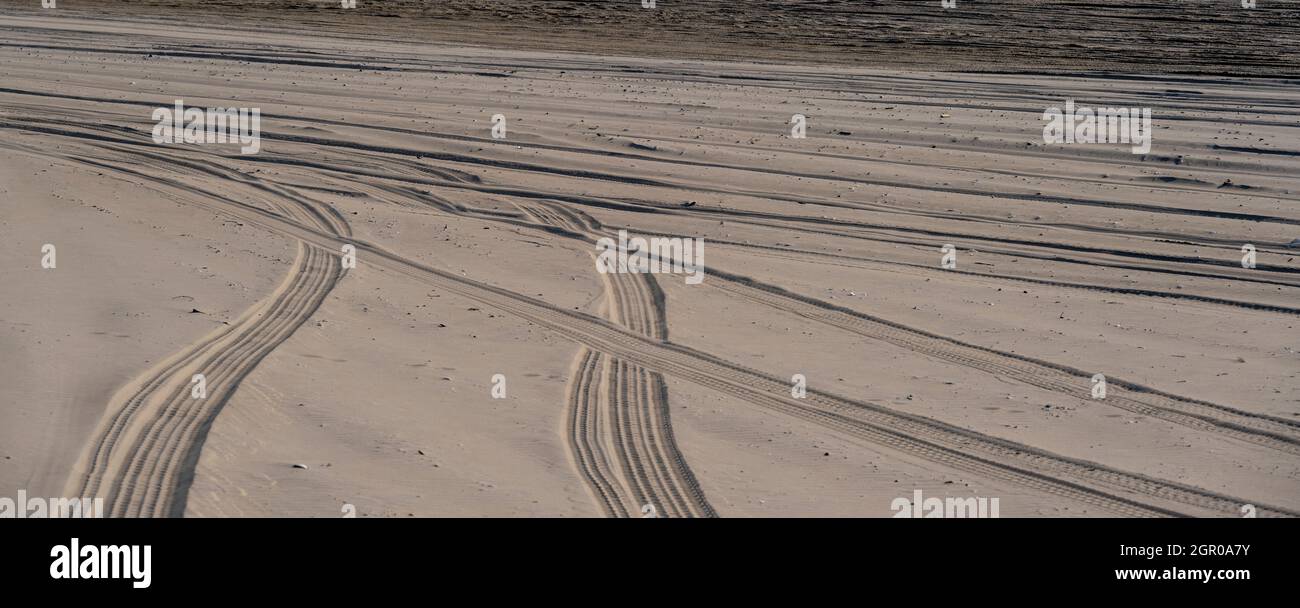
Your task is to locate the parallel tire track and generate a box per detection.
[565,348,630,517]
[531,199,715,518]
[64,172,345,516]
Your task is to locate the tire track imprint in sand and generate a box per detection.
[519,202,716,518]
[64,180,347,517]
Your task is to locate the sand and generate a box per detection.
[5,0,1298,75]
[0,4,1297,518]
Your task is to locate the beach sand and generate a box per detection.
[0,3,1297,517]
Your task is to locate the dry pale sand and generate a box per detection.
[0,6,1298,518]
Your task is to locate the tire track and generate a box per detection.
[62,157,346,516]
[565,348,630,517]
[528,200,715,518]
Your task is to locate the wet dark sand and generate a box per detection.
[3,0,1297,76]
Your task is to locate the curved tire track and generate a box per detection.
[62,168,345,516]
[529,200,715,518]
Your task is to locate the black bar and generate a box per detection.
[2,518,1290,597]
